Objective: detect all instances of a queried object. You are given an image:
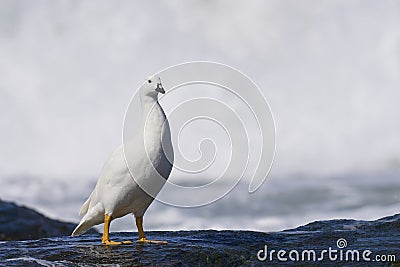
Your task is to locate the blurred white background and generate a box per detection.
[1,0,399,231]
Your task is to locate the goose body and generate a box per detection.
[72,76,173,244]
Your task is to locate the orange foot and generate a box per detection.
[102,239,133,246]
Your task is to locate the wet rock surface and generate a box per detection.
[0,214,399,266]
[0,200,97,241]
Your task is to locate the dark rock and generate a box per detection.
[0,200,97,241]
[0,215,399,266]
[0,229,399,266]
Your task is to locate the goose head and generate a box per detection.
[140,75,165,98]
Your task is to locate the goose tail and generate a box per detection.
[71,203,103,236]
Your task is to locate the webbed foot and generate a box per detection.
[102,239,122,246]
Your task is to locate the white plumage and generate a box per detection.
[71,75,173,244]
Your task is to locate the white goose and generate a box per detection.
[71,75,173,245]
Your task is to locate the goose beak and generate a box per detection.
[155,83,165,94]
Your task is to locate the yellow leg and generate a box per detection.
[136,217,167,244]
[102,214,132,245]
[136,217,146,241]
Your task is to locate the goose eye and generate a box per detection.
[148,80,152,83]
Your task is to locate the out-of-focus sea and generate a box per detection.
[1,169,399,233]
